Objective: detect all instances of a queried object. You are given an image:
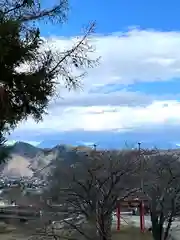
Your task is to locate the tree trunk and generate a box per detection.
[86,213,99,240]
[98,212,112,240]
[151,214,164,240]
[151,211,164,240]
[152,224,164,240]
[104,213,112,240]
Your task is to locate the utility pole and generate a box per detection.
[93,144,97,151]
[138,142,145,233]
[138,142,144,193]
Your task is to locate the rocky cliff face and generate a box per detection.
[3,154,33,177]
[4,141,180,178]
[2,142,91,178]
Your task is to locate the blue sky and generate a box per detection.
[41,0,180,36]
[8,0,180,148]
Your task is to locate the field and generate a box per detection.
[0,222,152,240]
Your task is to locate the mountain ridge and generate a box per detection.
[2,141,180,178]
[1,142,92,178]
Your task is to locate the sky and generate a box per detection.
[8,0,180,148]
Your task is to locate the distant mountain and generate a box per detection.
[0,142,44,178]
[2,142,91,178]
[3,138,180,179]
[10,141,42,158]
[38,136,180,150]
[36,128,180,150]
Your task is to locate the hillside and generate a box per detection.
[1,142,92,178]
[10,142,42,158]
[2,141,180,178]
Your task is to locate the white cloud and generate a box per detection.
[46,28,180,108]
[46,28,180,89]
[49,90,153,108]
[84,29,180,85]
[12,100,180,135]
[10,28,180,137]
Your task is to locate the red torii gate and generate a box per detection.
[116,198,149,233]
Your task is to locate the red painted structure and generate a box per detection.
[140,201,145,232]
[116,203,121,231]
[116,198,148,233]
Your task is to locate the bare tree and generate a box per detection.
[44,149,140,240]
[144,152,180,240]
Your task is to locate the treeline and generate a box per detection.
[42,148,180,240]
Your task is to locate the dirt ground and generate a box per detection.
[0,222,152,240]
[112,226,152,240]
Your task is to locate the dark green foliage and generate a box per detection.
[0,18,55,128]
[0,0,97,161]
[0,133,12,164]
[0,0,96,131]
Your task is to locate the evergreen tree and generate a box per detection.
[0,0,97,162]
